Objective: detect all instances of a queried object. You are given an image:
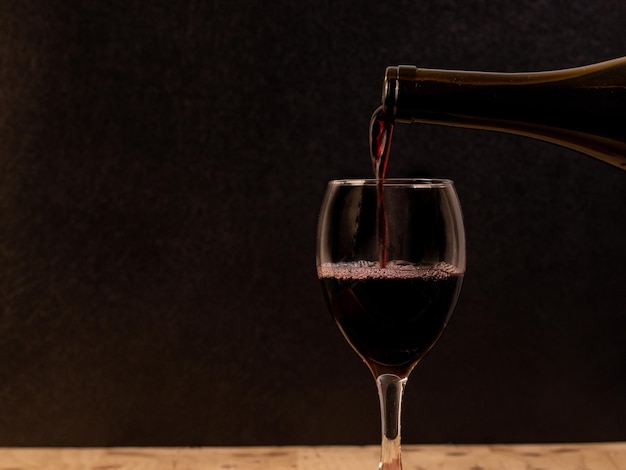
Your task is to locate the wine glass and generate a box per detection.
[316,179,465,470]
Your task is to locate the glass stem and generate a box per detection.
[376,373,407,470]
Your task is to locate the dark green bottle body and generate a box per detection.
[382,57,626,170]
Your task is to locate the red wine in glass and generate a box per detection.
[319,261,463,377]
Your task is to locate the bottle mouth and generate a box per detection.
[383,66,400,118]
[383,65,418,122]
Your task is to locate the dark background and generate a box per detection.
[1,0,625,446]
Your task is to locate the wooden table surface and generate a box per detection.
[0,443,625,469]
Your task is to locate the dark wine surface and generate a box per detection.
[319,261,463,375]
[369,106,395,267]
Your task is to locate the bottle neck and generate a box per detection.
[381,58,626,170]
[383,57,626,121]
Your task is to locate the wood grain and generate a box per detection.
[0,443,624,469]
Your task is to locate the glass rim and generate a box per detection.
[327,178,454,188]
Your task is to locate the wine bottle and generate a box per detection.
[382,57,626,170]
